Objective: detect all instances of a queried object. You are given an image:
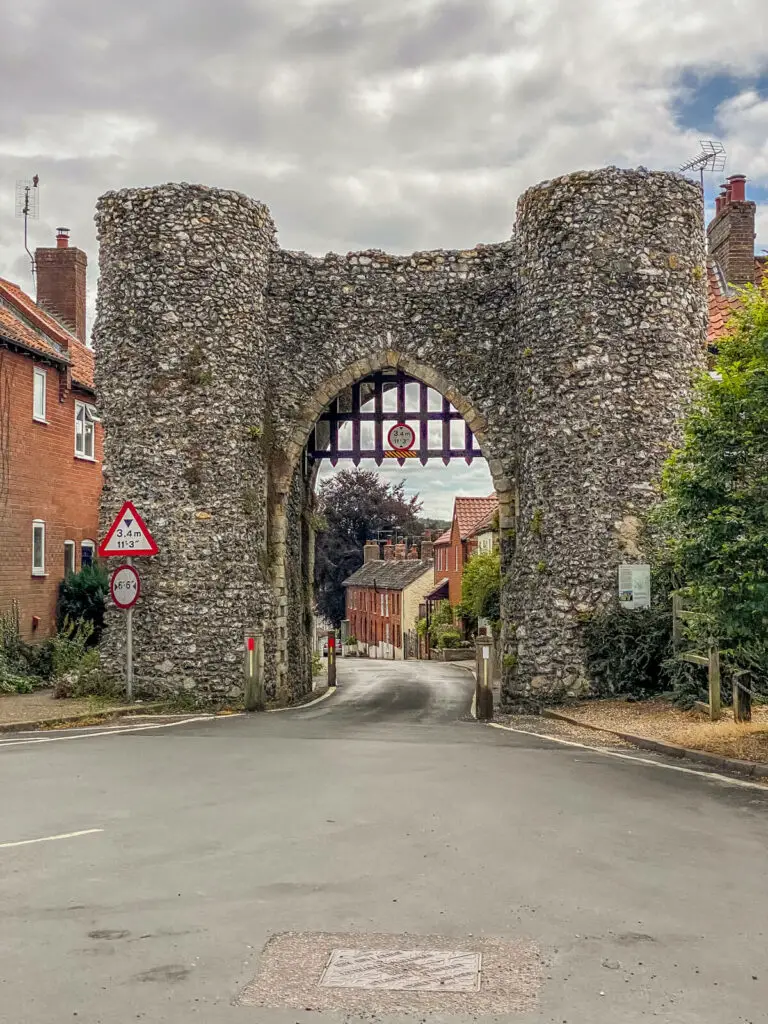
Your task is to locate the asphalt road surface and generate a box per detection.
[2,659,768,1023]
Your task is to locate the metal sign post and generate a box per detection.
[327,631,337,687]
[109,561,141,701]
[126,560,134,701]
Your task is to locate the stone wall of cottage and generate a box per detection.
[94,167,706,704]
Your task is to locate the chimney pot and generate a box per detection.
[383,541,394,562]
[728,174,747,203]
[56,227,70,248]
[715,196,723,216]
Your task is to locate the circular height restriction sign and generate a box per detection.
[110,564,141,610]
[387,422,416,451]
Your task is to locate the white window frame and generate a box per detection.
[75,400,96,460]
[33,367,47,422]
[64,540,76,576]
[32,520,46,576]
[81,540,96,568]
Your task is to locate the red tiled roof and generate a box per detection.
[707,257,767,346]
[454,494,498,540]
[0,277,94,390]
[433,529,452,546]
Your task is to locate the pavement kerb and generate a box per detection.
[542,709,768,780]
[265,685,336,713]
[0,702,170,735]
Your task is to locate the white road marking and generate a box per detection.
[488,722,768,791]
[266,686,337,712]
[0,715,219,748]
[0,828,104,849]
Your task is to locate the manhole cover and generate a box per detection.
[319,948,481,992]
[239,931,545,1015]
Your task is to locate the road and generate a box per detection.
[1,658,768,1023]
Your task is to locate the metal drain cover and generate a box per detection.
[319,948,481,992]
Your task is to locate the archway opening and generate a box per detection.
[271,356,514,703]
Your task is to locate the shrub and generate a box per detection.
[461,552,501,623]
[434,627,462,649]
[0,602,42,693]
[51,618,95,678]
[581,603,672,698]
[311,650,323,677]
[56,563,108,642]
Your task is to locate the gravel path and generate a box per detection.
[493,712,632,748]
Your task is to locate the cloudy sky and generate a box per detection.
[2,0,768,517]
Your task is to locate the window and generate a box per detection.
[380,592,385,616]
[75,401,97,459]
[33,367,47,422]
[81,540,95,568]
[32,521,45,575]
[64,540,76,576]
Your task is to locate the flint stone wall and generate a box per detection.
[94,167,706,704]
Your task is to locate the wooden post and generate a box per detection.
[244,631,265,711]
[671,593,682,648]
[708,644,721,721]
[475,638,494,721]
[733,672,752,723]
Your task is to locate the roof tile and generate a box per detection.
[454,495,498,540]
[0,277,94,390]
[342,559,433,590]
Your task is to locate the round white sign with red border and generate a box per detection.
[387,422,416,451]
[110,564,141,610]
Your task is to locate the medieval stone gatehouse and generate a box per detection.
[94,167,706,704]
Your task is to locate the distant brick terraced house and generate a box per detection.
[343,539,435,659]
[706,174,766,348]
[0,229,102,640]
[430,495,499,611]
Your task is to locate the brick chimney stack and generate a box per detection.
[420,530,434,561]
[35,228,88,343]
[394,542,407,560]
[707,175,756,289]
[363,540,381,563]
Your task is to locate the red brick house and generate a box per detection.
[431,495,498,608]
[343,540,434,659]
[0,229,102,641]
[706,174,766,346]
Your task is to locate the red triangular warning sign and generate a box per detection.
[98,501,159,557]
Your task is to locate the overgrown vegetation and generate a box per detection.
[0,599,120,702]
[582,279,768,705]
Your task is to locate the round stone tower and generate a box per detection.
[506,167,707,701]
[94,184,277,697]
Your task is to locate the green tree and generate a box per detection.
[461,550,501,624]
[314,469,423,626]
[654,280,768,682]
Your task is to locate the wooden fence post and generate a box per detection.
[733,672,752,723]
[708,644,721,721]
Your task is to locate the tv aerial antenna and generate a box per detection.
[15,175,40,279]
[679,140,726,189]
